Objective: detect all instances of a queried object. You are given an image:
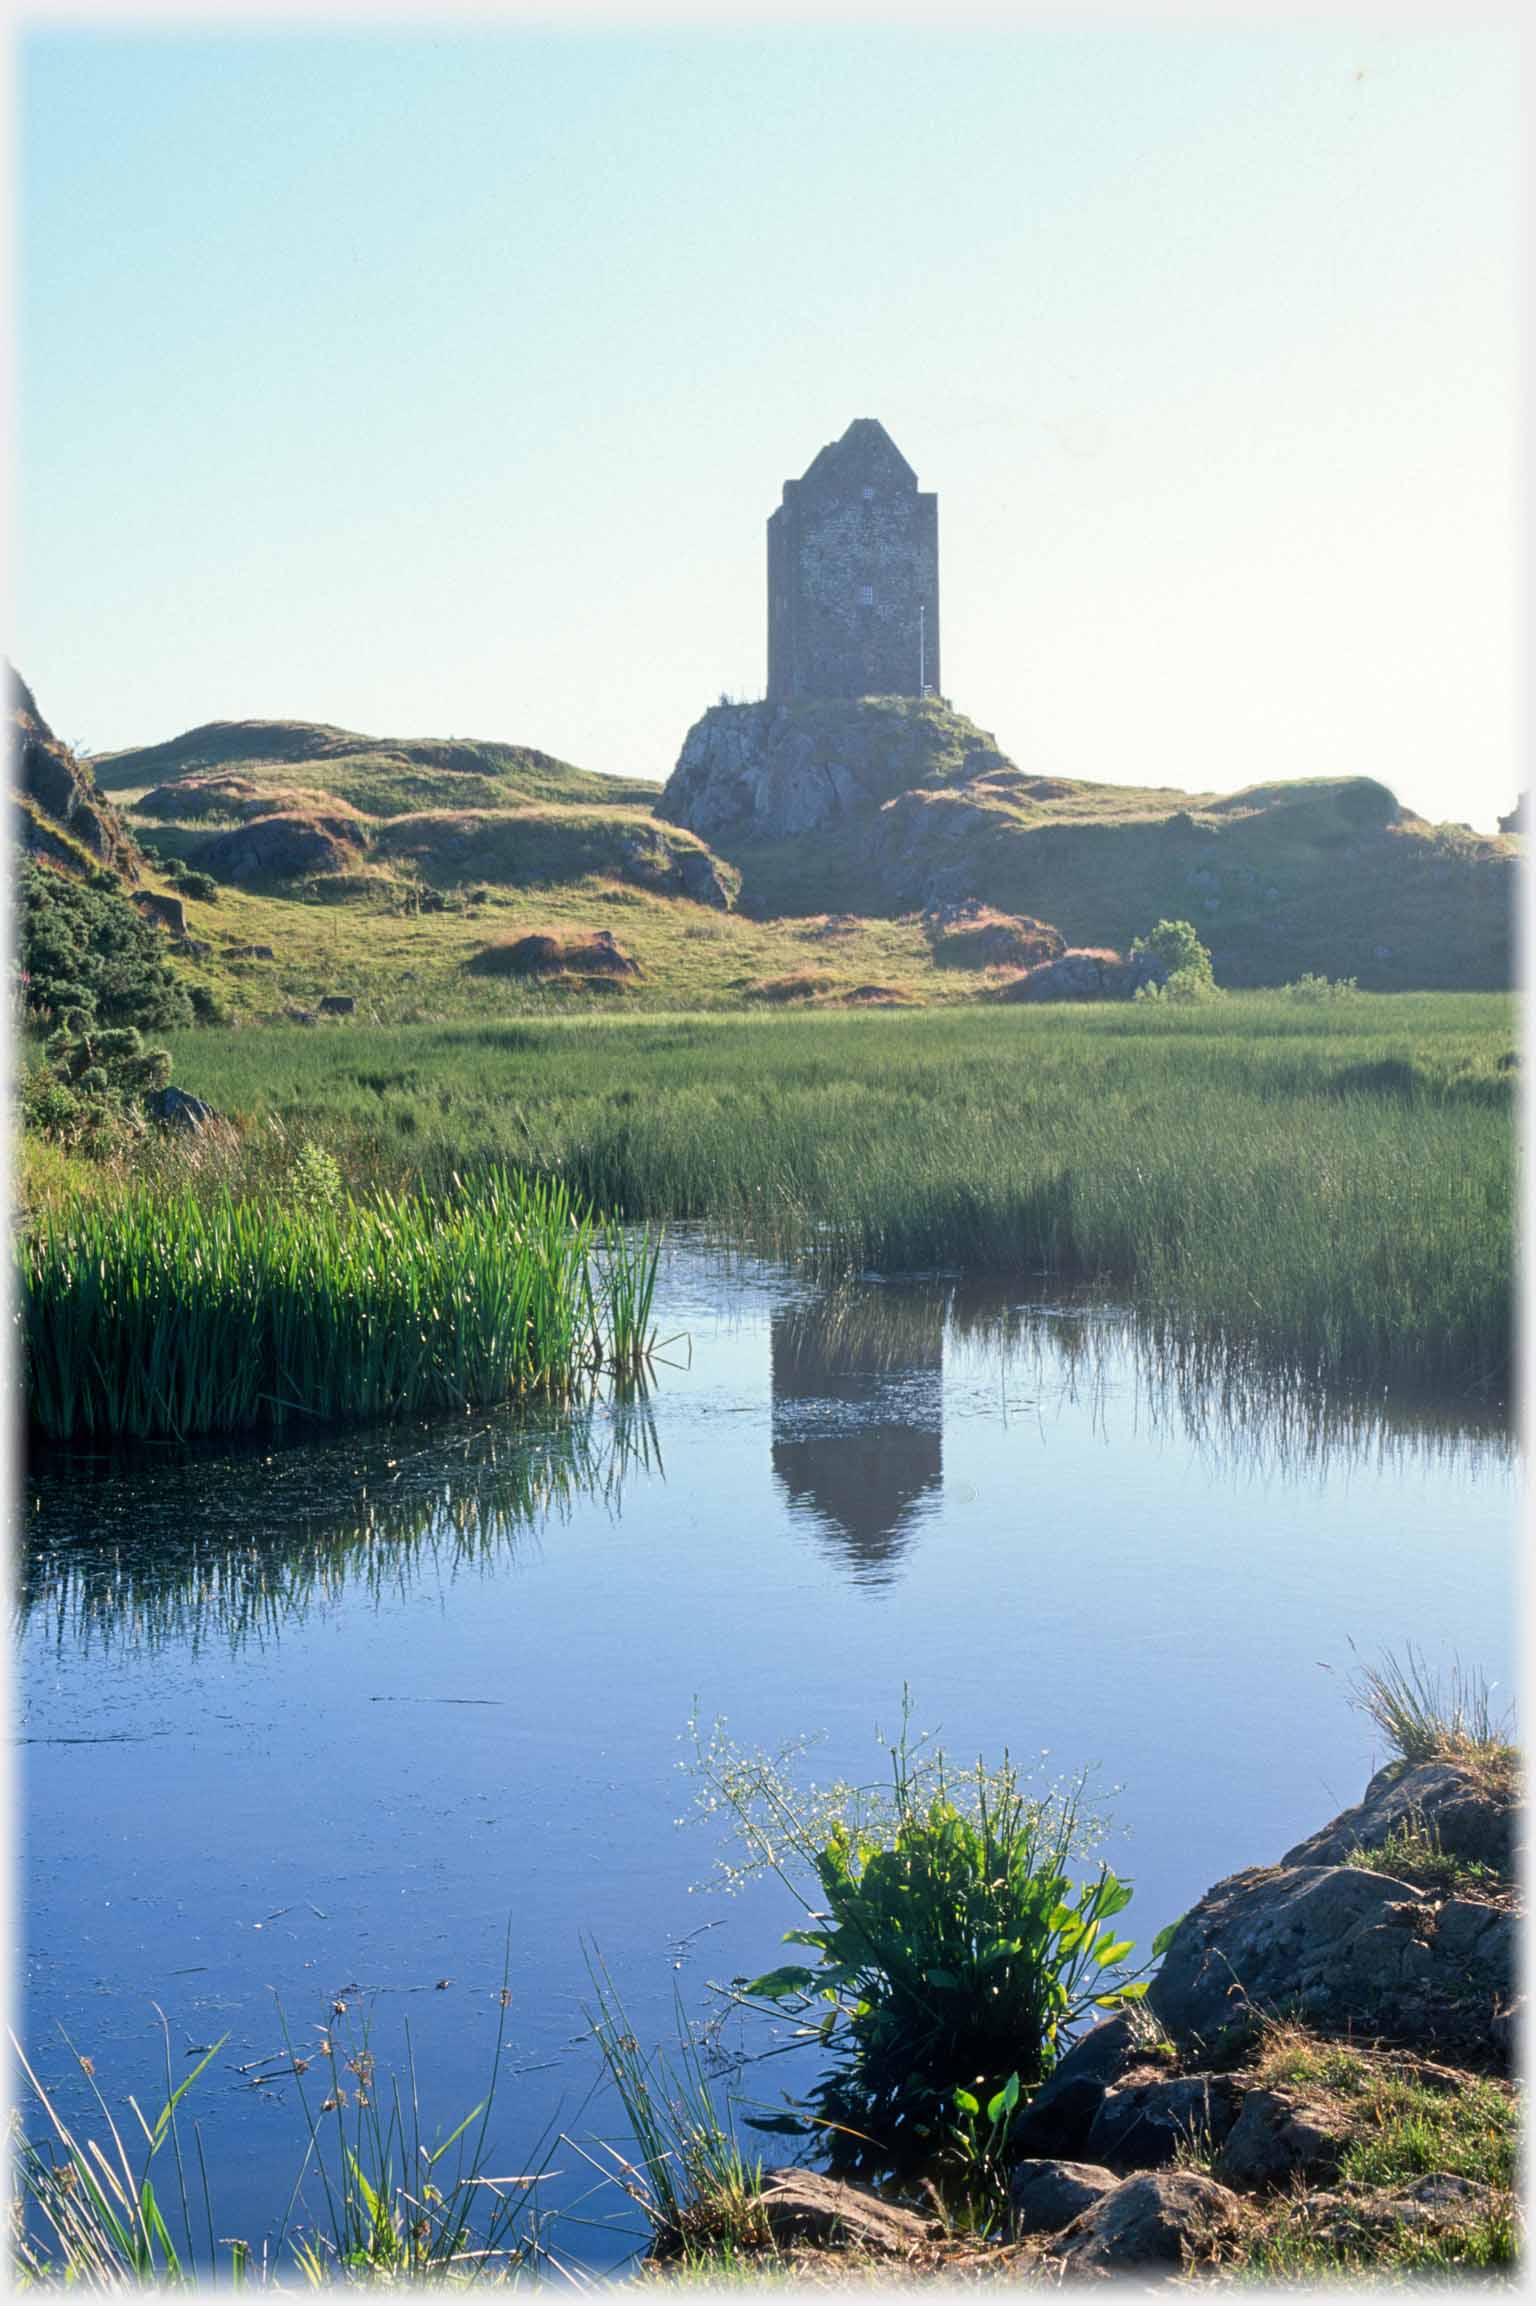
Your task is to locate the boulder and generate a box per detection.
[1009,2015,1145,2158]
[1009,2159,1119,2237]
[746,2169,932,2257]
[151,1086,222,1133]
[996,947,1163,1003]
[1148,1863,1510,2062]
[678,847,736,909]
[203,813,357,884]
[1213,2086,1350,2188]
[1289,2172,1504,2247]
[1048,2171,1247,2273]
[1084,2073,1242,2172]
[132,889,187,935]
[1283,1759,1516,1878]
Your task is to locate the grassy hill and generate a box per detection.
[28,693,1513,1021]
[662,698,1517,991]
[93,716,663,814]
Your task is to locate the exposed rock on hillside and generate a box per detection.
[10,668,140,880]
[997,946,1164,1002]
[658,694,1515,989]
[203,813,362,884]
[925,901,1063,970]
[371,809,738,909]
[466,928,640,981]
[659,696,1006,843]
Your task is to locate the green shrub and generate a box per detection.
[1130,916,1213,980]
[1284,971,1359,1002]
[725,1727,1148,2182]
[21,1018,172,1154]
[187,983,228,1025]
[20,860,191,1032]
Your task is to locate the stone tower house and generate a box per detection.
[767,419,939,703]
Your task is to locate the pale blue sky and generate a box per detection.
[15,20,1525,826]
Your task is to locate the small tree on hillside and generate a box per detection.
[1130,917,1218,1002]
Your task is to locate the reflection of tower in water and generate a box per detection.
[770,1286,946,1585]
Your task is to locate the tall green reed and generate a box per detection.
[20,1166,658,1442]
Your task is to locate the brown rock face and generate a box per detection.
[203,813,358,883]
[467,929,640,980]
[1048,2170,1248,2272]
[747,2169,933,2257]
[10,667,139,880]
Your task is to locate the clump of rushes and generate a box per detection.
[584,1957,769,2261]
[11,2027,236,2284]
[12,1991,548,2284]
[1348,1646,1515,1773]
[20,1166,659,1441]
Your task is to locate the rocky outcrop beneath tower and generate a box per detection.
[658,696,1006,846]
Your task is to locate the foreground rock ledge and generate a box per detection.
[654,1755,1519,2281]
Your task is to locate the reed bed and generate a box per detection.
[159,995,1515,1401]
[20,1167,658,1441]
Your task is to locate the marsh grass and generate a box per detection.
[12,1995,548,2286]
[11,2025,232,2284]
[583,1959,768,2261]
[277,1996,548,2283]
[1347,1646,1516,1774]
[20,1167,659,1441]
[158,996,1514,1400]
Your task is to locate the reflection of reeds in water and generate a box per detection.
[766,1261,1510,1480]
[939,1280,1513,1481]
[21,1389,662,1659]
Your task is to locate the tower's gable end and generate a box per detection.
[797,418,917,505]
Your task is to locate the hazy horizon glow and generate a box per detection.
[16,21,1524,827]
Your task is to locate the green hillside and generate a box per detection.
[93,716,663,815]
[24,690,1513,1019]
[661,697,1517,991]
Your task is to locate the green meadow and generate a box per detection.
[158,991,1514,1403]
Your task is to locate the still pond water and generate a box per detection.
[20,1237,1518,2272]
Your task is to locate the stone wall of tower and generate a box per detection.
[766,421,939,702]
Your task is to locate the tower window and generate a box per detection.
[861,486,876,501]
[858,585,875,607]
